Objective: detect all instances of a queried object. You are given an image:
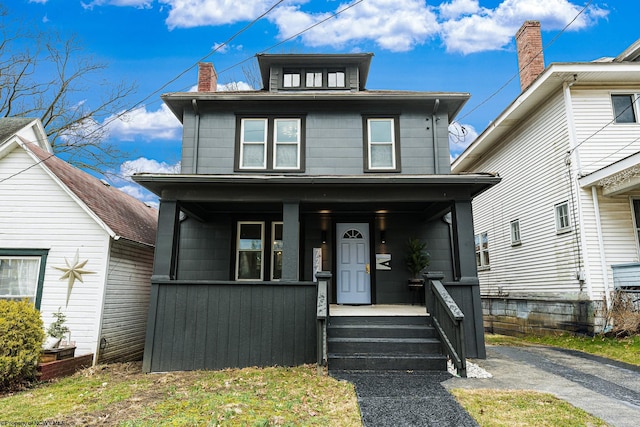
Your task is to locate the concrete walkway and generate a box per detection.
[444,345,640,427]
[333,345,640,426]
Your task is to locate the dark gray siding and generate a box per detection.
[144,282,317,372]
[177,216,232,280]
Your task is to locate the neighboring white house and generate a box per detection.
[452,21,640,335]
[0,117,158,363]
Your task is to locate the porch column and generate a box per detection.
[451,200,477,280]
[152,199,180,280]
[282,201,300,280]
[450,199,486,358]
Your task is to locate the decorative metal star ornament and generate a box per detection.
[53,249,95,306]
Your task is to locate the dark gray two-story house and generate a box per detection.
[134,53,499,374]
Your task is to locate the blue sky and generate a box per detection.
[6,0,637,205]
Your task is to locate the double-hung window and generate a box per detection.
[555,201,571,233]
[363,116,400,172]
[327,70,345,88]
[0,249,49,308]
[510,220,521,246]
[283,69,301,88]
[306,71,322,88]
[612,94,639,124]
[237,116,304,171]
[475,232,490,269]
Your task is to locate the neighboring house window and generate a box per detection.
[283,70,300,88]
[475,232,490,269]
[271,222,283,280]
[612,94,639,123]
[237,117,304,171]
[363,116,401,172]
[236,222,264,280]
[306,71,322,88]
[633,200,640,253]
[510,220,521,246]
[555,202,571,233]
[0,249,49,309]
[328,70,345,88]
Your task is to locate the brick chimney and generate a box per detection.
[516,21,545,91]
[197,62,217,92]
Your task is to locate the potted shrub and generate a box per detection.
[41,308,75,362]
[405,237,430,286]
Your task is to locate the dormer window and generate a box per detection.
[328,70,345,88]
[283,69,301,88]
[306,71,322,88]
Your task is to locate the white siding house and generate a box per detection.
[0,117,157,363]
[452,23,640,335]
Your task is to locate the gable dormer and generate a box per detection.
[256,53,373,92]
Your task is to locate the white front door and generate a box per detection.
[336,223,371,304]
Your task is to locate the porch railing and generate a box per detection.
[315,272,332,374]
[425,273,467,377]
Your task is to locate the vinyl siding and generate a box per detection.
[468,91,584,297]
[0,147,110,359]
[98,240,154,363]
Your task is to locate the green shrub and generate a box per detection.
[0,299,45,390]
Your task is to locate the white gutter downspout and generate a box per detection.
[192,99,200,174]
[563,80,593,300]
[432,98,440,174]
[592,186,611,308]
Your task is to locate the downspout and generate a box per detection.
[432,99,440,174]
[191,99,200,174]
[592,186,611,308]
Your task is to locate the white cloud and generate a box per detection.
[159,0,274,29]
[270,0,439,52]
[105,104,182,141]
[449,122,478,161]
[218,81,253,91]
[81,0,152,9]
[120,157,181,176]
[439,0,481,20]
[440,0,609,54]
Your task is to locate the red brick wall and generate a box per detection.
[38,354,94,381]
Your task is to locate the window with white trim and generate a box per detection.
[0,249,48,308]
[283,70,300,88]
[236,222,264,280]
[306,71,322,88]
[475,232,489,269]
[611,94,639,124]
[328,70,345,88]
[632,200,640,254]
[364,116,400,172]
[510,220,521,246]
[237,117,304,171]
[555,202,571,233]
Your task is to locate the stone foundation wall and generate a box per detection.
[38,354,94,381]
[482,296,598,336]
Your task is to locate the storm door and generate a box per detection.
[336,223,371,304]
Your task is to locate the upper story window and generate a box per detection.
[612,94,639,123]
[306,71,322,88]
[363,116,400,172]
[555,201,571,233]
[283,69,301,88]
[328,70,345,88]
[237,116,304,172]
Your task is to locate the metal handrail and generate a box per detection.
[425,275,467,377]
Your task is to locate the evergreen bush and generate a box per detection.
[0,299,45,391]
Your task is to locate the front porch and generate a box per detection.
[330,304,428,316]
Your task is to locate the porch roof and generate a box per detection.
[133,173,499,201]
[578,150,640,196]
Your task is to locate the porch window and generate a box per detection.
[0,249,48,309]
[237,117,304,172]
[510,220,521,246]
[236,222,264,280]
[271,222,283,280]
[633,200,640,252]
[555,201,571,233]
[363,116,400,172]
[612,94,639,124]
[283,69,300,88]
[475,232,489,269]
